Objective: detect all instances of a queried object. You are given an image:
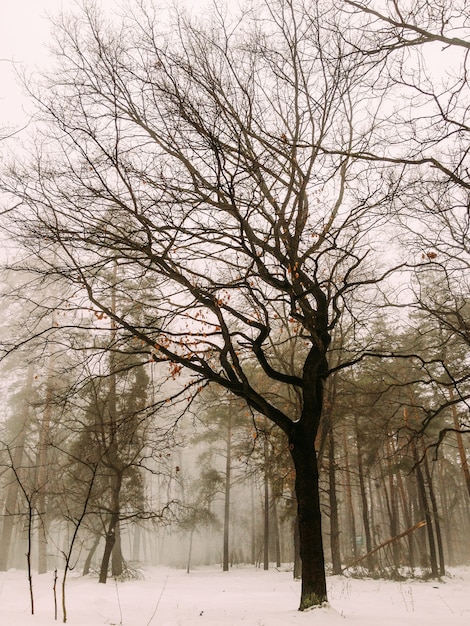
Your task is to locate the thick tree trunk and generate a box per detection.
[283,337,329,610]
[290,435,327,610]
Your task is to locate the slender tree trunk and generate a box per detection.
[132,525,141,562]
[26,504,34,614]
[368,476,378,548]
[250,479,256,565]
[0,366,34,571]
[411,477,428,563]
[450,393,470,499]
[263,427,269,571]
[62,465,97,623]
[83,534,101,576]
[223,412,232,572]
[384,443,400,569]
[36,377,53,575]
[437,462,454,566]
[100,265,122,584]
[53,568,58,620]
[355,417,374,572]
[99,473,122,584]
[8,446,36,615]
[422,451,445,576]
[328,422,341,574]
[187,529,194,574]
[413,446,438,577]
[342,425,357,561]
[396,469,415,568]
[99,513,118,584]
[271,497,281,568]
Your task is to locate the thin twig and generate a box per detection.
[146,572,169,626]
[114,576,123,626]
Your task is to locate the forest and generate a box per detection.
[0,0,469,619]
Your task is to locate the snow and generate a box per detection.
[1,565,469,626]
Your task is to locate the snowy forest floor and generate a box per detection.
[0,564,469,626]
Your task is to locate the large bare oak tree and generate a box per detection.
[2,0,399,609]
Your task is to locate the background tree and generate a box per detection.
[0,364,35,571]
[340,0,470,434]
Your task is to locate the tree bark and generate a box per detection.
[187,529,194,574]
[250,479,256,565]
[355,416,374,572]
[282,336,329,610]
[35,374,53,575]
[111,521,123,577]
[263,426,269,571]
[271,497,281,568]
[0,366,34,571]
[450,394,470,499]
[99,513,118,584]
[83,534,100,576]
[99,473,122,584]
[327,423,342,574]
[414,446,438,576]
[396,469,415,568]
[422,450,445,576]
[223,412,232,572]
[132,525,141,563]
[342,425,358,561]
[290,431,327,609]
[293,516,301,580]
[384,443,400,569]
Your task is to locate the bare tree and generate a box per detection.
[2,0,406,609]
[338,0,470,432]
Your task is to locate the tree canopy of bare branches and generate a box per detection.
[3,0,467,609]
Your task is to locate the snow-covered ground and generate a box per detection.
[0,565,469,625]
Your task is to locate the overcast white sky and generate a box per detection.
[1,1,66,127]
[0,0,458,137]
[0,0,210,131]
[0,0,121,129]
